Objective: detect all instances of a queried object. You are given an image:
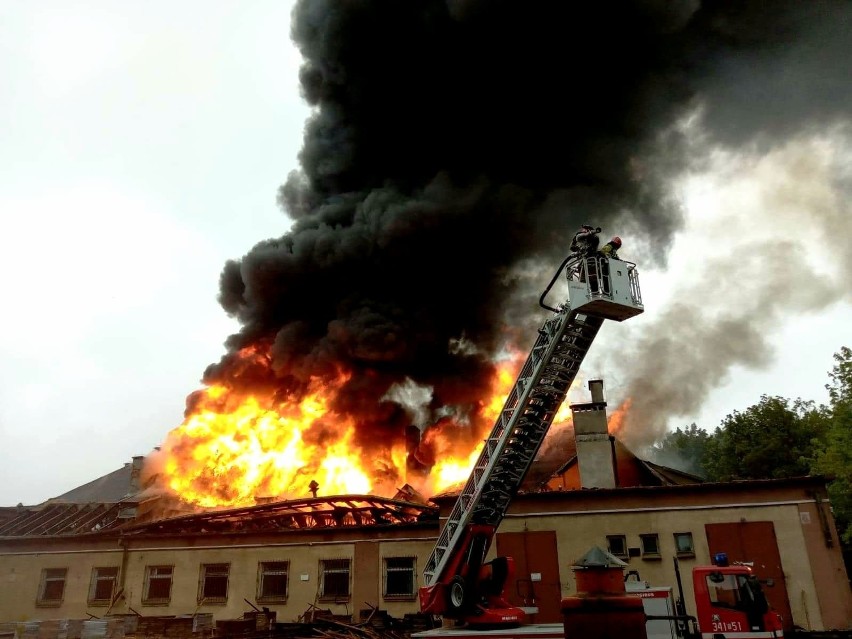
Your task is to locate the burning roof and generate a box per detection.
[119,495,437,537]
[0,495,436,538]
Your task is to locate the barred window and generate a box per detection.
[199,563,230,603]
[383,557,416,599]
[258,561,289,602]
[88,566,119,605]
[319,559,351,600]
[37,568,67,606]
[143,566,173,604]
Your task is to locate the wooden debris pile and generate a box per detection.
[0,608,439,639]
[273,616,439,639]
[268,605,439,639]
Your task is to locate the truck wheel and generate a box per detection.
[448,575,468,612]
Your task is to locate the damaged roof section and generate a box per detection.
[0,454,439,539]
[0,457,145,538]
[120,495,438,536]
[543,438,704,492]
[0,501,137,537]
[0,495,438,538]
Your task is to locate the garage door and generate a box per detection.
[705,521,794,631]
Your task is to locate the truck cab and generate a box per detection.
[692,562,784,637]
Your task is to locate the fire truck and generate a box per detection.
[416,247,842,638]
[627,553,785,639]
[418,247,644,627]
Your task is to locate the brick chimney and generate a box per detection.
[570,380,616,489]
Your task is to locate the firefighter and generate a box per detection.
[598,236,622,260]
[570,225,601,258]
[569,225,601,287]
[598,236,622,295]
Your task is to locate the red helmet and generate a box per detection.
[611,236,622,247]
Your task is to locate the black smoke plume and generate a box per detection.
[205,1,852,468]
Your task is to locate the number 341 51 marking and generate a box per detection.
[712,620,743,632]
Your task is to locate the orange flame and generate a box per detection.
[159,374,381,507]
[155,343,595,508]
[156,347,530,508]
[606,397,632,437]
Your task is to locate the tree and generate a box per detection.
[809,347,852,542]
[702,395,829,482]
[648,423,711,478]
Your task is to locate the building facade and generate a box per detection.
[2,476,850,632]
[1,383,850,632]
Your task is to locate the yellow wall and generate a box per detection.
[1,492,848,631]
[0,549,122,621]
[498,503,818,626]
[0,537,437,624]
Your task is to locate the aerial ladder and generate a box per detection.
[418,246,645,628]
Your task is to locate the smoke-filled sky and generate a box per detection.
[1,0,851,506]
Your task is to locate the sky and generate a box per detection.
[1,1,850,507]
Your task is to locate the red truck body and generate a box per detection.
[691,564,784,637]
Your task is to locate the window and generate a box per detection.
[88,567,119,605]
[257,561,289,603]
[383,557,416,599]
[199,563,230,603]
[37,568,67,606]
[319,559,351,601]
[143,566,173,604]
[674,532,694,557]
[606,535,628,558]
[640,534,660,558]
[706,573,742,609]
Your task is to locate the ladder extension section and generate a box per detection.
[422,308,603,586]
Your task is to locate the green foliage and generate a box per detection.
[826,346,852,406]
[809,347,852,542]
[648,423,711,477]
[702,395,829,482]
[647,347,852,542]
